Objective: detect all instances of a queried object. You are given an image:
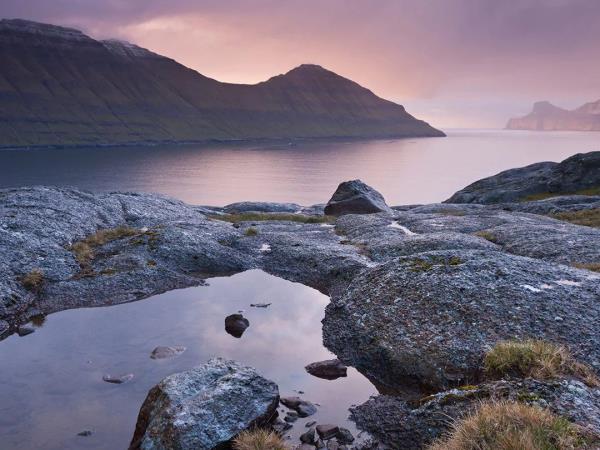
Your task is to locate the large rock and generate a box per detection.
[129,358,279,450]
[323,249,600,393]
[351,378,600,450]
[324,180,392,216]
[446,151,600,204]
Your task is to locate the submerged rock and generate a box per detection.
[129,358,279,450]
[224,313,250,338]
[17,325,35,336]
[324,180,392,216]
[150,346,186,360]
[281,396,318,417]
[103,373,134,384]
[316,424,339,440]
[305,359,347,380]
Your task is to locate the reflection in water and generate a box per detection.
[0,270,376,450]
[1,130,598,206]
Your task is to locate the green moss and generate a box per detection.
[410,255,464,272]
[474,230,499,243]
[209,212,335,224]
[146,259,157,267]
[244,227,258,237]
[99,267,117,276]
[20,269,44,292]
[572,262,600,272]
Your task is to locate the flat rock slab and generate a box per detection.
[150,346,186,360]
[129,358,279,450]
[103,373,134,384]
[324,249,600,392]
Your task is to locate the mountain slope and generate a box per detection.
[506,100,600,131]
[0,19,444,148]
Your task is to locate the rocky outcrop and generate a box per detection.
[0,19,444,149]
[324,180,392,216]
[129,358,279,450]
[445,151,600,203]
[507,100,600,131]
[351,378,600,449]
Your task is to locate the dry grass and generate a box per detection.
[210,212,334,224]
[20,269,44,292]
[70,226,141,267]
[522,186,600,202]
[552,209,600,228]
[244,227,258,237]
[428,401,590,450]
[484,340,599,387]
[474,230,499,244]
[233,429,288,450]
[572,262,600,273]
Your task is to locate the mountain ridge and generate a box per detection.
[506,99,600,131]
[0,18,444,148]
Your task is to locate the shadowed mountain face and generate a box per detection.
[507,100,600,131]
[0,19,444,148]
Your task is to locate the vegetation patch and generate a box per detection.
[69,226,154,276]
[20,269,44,292]
[474,230,499,244]
[233,429,288,450]
[428,401,592,450]
[410,255,464,272]
[484,339,599,387]
[572,262,600,273]
[244,227,258,237]
[552,208,600,228]
[522,186,600,202]
[210,212,334,224]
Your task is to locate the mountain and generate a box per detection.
[506,100,600,131]
[0,19,444,148]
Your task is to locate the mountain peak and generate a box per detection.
[531,101,564,114]
[0,18,91,42]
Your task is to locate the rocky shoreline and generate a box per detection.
[1,152,599,449]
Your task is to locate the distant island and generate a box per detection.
[506,100,600,131]
[0,19,444,149]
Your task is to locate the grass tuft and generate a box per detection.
[69,226,142,272]
[20,269,44,292]
[522,186,600,202]
[210,212,334,224]
[552,209,600,228]
[233,429,288,450]
[245,227,258,237]
[484,340,599,387]
[428,401,592,450]
[474,230,499,244]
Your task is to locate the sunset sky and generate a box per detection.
[2,0,599,128]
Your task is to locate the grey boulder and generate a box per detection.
[324,180,392,216]
[129,358,279,450]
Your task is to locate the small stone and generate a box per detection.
[250,303,271,308]
[316,424,340,440]
[297,444,314,450]
[306,421,317,427]
[273,418,293,434]
[315,439,325,448]
[297,401,317,417]
[77,430,93,437]
[225,313,250,338]
[150,346,186,360]
[335,428,354,444]
[17,326,35,336]
[326,439,340,450]
[300,428,316,444]
[305,359,347,380]
[281,397,302,409]
[102,373,134,384]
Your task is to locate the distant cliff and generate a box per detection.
[0,19,444,148]
[507,100,600,131]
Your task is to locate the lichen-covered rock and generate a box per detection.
[129,358,279,450]
[446,151,600,204]
[351,378,600,450]
[324,180,392,216]
[323,249,600,392]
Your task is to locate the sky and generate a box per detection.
[2,0,599,128]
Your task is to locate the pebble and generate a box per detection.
[102,373,134,384]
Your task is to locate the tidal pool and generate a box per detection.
[0,270,376,450]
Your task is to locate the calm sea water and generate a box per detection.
[0,270,376,450]
[1,130,599,206]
